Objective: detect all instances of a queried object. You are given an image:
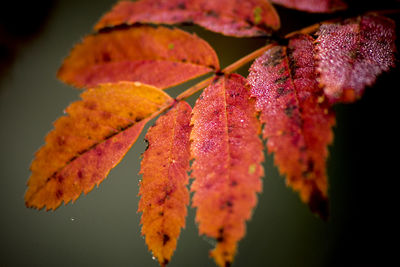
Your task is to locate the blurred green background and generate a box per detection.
[1,0,398,266]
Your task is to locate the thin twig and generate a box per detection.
[222,43,277,74]
[175,76,215,101]
[175,43,277,101]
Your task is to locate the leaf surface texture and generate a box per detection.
[58,25,219,89]
[25,82,173,210]
[248,35,335,218]
[270,0,347,13]
[95,0,280,37]
[190,74,264,266]
[139,101,192,266]
[315,15,396,103]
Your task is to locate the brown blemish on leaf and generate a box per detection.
[163,234,170,245]
[274,76,289,84]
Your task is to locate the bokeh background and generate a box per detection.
[1,0,399,266]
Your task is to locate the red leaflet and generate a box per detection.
[138,101,192,266]
[270,0,347,13]
[95,0,280,37]
[25,82,173,210]
[58,26,219,89]
[248,35,335,219]
[190,74,264,266]
[315,15,396,103]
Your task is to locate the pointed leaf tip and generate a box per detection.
[248,34,335,216]
[139,101,192,265]
[25,82,173,211]
[190,74,264,266]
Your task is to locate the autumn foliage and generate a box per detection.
[25,0,397,266]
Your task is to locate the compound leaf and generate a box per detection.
[25,82,173,210]
[315,14,396,103]
[270,0,347,13]
[138,101,192,266]
[190,74,264,266]
[248,35,335,219]
[58,25,219,89]
[95,0,280,37]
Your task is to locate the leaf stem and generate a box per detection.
[176,43,276,101]
[175,76,215,101]
[222,43,277,74]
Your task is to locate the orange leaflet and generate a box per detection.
[190,74,264,267]
[315,15,396,103]
[138,101,192,267]
[58,25,219,90]
[95,0,280,37]
[25,82,173,210]
[270,0,347,13]
[248,35,335,219]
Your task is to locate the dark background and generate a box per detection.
[1,0,399,266]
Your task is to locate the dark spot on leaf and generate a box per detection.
[177,2,186,9]
[307,160,314,172]
[206,10,218,18]
[163,259,169,266]
[56,189,63,199]
[135,116,143,122]
[284,104,296,117]
[225,261,231,267]
[85,101,97,110]
[158,197,165,205]
[57,175,64,183]
[276,87,285,96]
[163,234,170,245]
[230,180,238,187]
[274,76,289,84]
[102,52,111,62]
[57,136,66,146]
[102,111,111,119]
[95,148,102,156]
[159,211,164,216]
[264,47,284,67]
[216,227,224,242]
[77,170,83,179]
